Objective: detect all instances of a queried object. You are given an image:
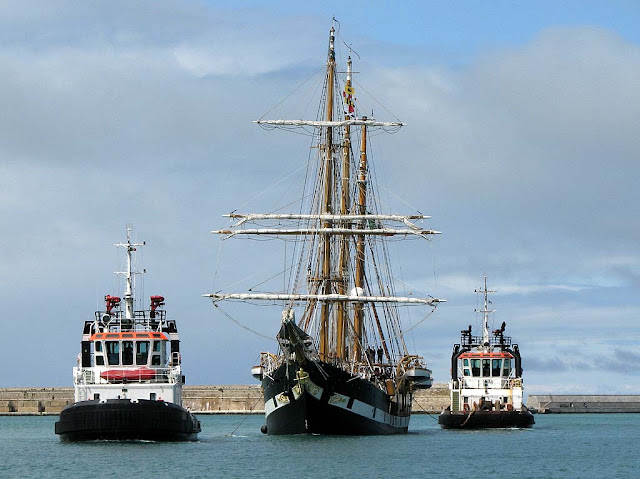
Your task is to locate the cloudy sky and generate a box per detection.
[1,1,639,395]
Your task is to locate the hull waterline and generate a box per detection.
[55,399,201,442]
[263,361,410,435]
[438,409,535,429]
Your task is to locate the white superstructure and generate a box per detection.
[73,227,185,405]
[448,277,525,413]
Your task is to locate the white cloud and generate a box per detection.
[1,2,639,393]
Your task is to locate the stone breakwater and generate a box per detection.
[528,395,640,413]
[0,384,450,415]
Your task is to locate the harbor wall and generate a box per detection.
[0,384,450,415]
[528,395,640,413]
[6,388,640,415]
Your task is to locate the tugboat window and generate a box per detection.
[462,359,470,376]
[492,359,502,377]
[106,341,120,365]
[482,359,490,377]
[471,359,481,377]
[151,354,161,366]
[152,340,161,352]
[503,360,511,376]
[95,341,102,352]
[96,356,105,366]
[136,341,150,365]
[122,341,134,365]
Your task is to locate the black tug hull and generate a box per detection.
[55,399,201,441]
[438,409,535,429]
[263,361,410,435]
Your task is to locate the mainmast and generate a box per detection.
[115,226,145,320]
[336,55,353,360]
[475,276,496,346]
[319,25,336,361]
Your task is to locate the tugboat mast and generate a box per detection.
[475,276,496,347]
[115,225,145,320]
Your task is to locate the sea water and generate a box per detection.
[0,413,637,478]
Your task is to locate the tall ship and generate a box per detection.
[438,277,534,429]
[55,227,201,441]
[206,25,443,435]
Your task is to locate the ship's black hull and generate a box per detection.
[438,409,535,429]
[262,360,410,435]
[55,399,201,441]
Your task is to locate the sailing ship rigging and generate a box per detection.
[206,24,443,435]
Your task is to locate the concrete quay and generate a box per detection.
[528,395,640,413]
[0,384,450,415]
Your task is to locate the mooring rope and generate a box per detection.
[412,397,440,422]
[226,394,264,436]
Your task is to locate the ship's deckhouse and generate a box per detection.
[71,231,185,405]
[74,308,185,404]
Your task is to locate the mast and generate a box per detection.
[353,120,368,361]
[115,225,145,320]
[475,276,495,346]
[336,55,353,360]
[319,26,336,360]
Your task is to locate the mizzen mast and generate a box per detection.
[353,117,369,362]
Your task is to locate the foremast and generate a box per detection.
[319,26,336,361]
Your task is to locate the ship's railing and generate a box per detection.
[81,369,94,383]
[259,350,404,382]
[134,310,167,320]
[460,334,512,347]
[355,363,394,380]
[260,352,284,374]
[457,373,520,390]
[89,313,177,334]
[506,377,522,388]
[94,309,167,321]
[74,367,179,385]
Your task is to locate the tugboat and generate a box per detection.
[206,24,442,435]
[55,227,201,441]
[438,277,534,429]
